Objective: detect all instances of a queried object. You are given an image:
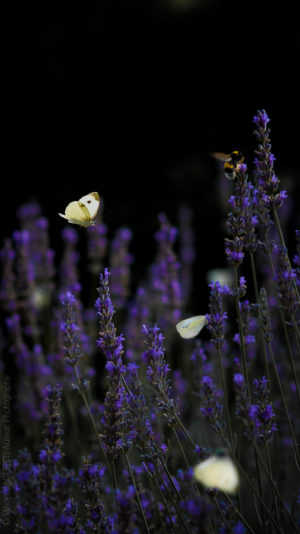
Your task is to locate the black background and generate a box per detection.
[1,0,300,300]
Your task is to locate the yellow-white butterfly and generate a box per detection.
[59,192,100,227]
[194,453,239,494]
[175,315,208,339]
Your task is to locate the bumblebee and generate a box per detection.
[211,151,244,180]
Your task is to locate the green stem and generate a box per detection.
[249,251,259,303]
[64,390,82,459]
[233,266,250,397]
[223,492,256,534]
[218,434,285,534]
[265,441,280,525]
[253,442,300,533]
[267,252,300,404]
[73,365,111,476]
[253,447,266,530]
[124,453,151,534]
[267,342,300,464]
[217,346,233,448]
[291,315,300,354]
[249,252,271,384]
[272,207,300,303]
[149,473,178,534]
[120,373,189,531]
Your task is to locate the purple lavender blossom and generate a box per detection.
[234,373,276,443]
[274,244,299,317]
[78,457,113,533]
[9,449,42,531]
[258,287,273,343]
[8,386,84,533]
[225,163,249,267]
[109,227,133,308]
[142,324,179,428]
[95,269,129,459]
[293,229,300,286]
[200,375,225,435]
[190,341,213,397]
[30,217,55,296]
[16,201,41,227]
[87,214,108,274]
[60,227,81,294]
[5,314,49,423]
[13,229,38,335]
[178,205,196,305]
[126,362,156,467]
[150,213,182,328]
[233,373,252,438]
[233,300,256,361]
[40,384,64,480]
[250,377,277,442]
[219,500,246,534]
[206,281,228,350]
[95,269,125,366]
[38,385,84,533]
[0,238,17,312]
[125,287,150,361]
[253,109,287,209]
[60,291,82,367]
[242,182,258,254]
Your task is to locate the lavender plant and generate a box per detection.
[2,110,300,534]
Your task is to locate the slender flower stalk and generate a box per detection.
[60,290,108,468]
[95,268,129,461]
[78,457,113,533]
[142,324,180,429]
[109,227,133,308]
[178,205,196,305]
[253,110,287,211]
[253,109,299,305]
[59,228,81,295]
[0,239,17,313]
[225,163,250,269]
[258,288,300,464]
[151,213,182,329]
[206,281,233,446]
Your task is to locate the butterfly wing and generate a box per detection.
[211,152,232,162]
[59,201,91,227]
[215,457,239,493]
[79,192,100,219]
[194,456,239,494]
[176,315,208,339]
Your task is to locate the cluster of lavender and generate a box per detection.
[1,110,300,533]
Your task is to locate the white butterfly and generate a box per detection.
[175,315,208,339]
[59,192,100,227]
[194,454,239,494]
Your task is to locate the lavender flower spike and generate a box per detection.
[225,163,250,267]
[253,109,287,208]
[250,377,277,442]
[95,269,129,460]
[60,291,82,367]
[95,268,125,366]
[206,281,228,351]
[142,324,179,428]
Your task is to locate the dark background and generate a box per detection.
[1,0,300,298]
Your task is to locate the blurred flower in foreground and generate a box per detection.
[194,451,239,494]
[206,267,234,287]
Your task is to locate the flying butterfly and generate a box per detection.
[176,315,208,339]
[194,451,239,494]
[211,150,244,180]
[58,192,100,227]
